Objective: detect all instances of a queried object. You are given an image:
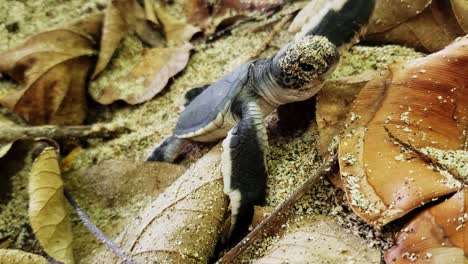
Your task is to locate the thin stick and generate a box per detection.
[64,190,136,264]
[220,152,338,263]
[0,123,129,144]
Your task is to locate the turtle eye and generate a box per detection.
[299,63,314,71]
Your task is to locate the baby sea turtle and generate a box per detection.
[147,35,339,236]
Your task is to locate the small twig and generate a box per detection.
[220,152,338,263]
[0,122,129,144]
[243,14,293,62]
[64,190,136,264]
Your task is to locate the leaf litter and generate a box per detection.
[0,0,454,262]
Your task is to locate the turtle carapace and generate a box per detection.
[147,35,339,238]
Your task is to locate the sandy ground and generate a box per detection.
[0,0,426,262]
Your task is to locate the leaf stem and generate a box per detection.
[64,190,136,264]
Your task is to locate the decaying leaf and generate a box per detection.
[91,0,128,79]
[315,73,373,156]
[92,146,227,263]
[65,160,186,208]
[365,1,465,52]
[0,18,98,125]
[91,43,192,105]
[367,0,432,34]
[253,216,380,264]
[0,249,49,264]
[384,189,466,264]
[451,0,468,33]
[338,37,468,226]
[154,4,200,45]
[29,147,74,264]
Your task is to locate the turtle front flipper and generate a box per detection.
[222,101,268,239]
[146,136,190,162]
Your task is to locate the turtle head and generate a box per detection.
[272,35,339,90]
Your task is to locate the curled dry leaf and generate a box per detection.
[338,37,468,227]
[65,160,185,208]
[365,1,465,52]
[0,17,100,125]
[451,0,468,33]
[253,216,380,264]
[91,43,192,105]
[29,147,74,264]
[91,0,128,79]
[366,0,432,34]
[384,189,466,264]
[92,146,227,263]
[92,0,164,79]
[315,73,373,156]
[0,249,49,264]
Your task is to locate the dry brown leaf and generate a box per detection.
[253,216,380,264]
[184,0,211,28]
[366,1,465,52]
[315,73,373,156]
[65,160,186,208]
[367,0,432,34]
[154,4,200,46]
[338,37,468,227]
[29,147,74,264]
[451,0,468,33]
[0,19,98,125]
[91,43,192,105]
[91,1,128,79]
[384,189,466,263]
[0,249,49,264]
[92,146,227,263]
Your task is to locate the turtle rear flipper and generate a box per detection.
[146,136,189,162]
[221,101,268,239]
[184,84,210,106]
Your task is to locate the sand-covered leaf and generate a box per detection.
[451,0,468,33]
[315,73,373,156]
[92,146,227,263]
[0,18,98,125]
[253,216,380,263]
[338,37,467,227]
[65,160,186,207]
[0,249,49,264]
[367,0,432,34]
[29,147,74,264]
[154,4,200,46]
[91,43,192,105]
[366,1,465,52]
[385,189,466,263]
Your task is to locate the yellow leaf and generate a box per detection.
[29,147,74,264]
[0,249,49,264]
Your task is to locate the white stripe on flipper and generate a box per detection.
[227,189,242,236]
[221,130,234,194]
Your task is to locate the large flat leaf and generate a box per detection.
[253,216,380,263]
[91,146,227,263]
